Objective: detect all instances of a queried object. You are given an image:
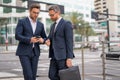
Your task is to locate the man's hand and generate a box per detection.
[45,39,50,46]
[66,59,72,67]
[38,37,44,43]
[30,37,39,43]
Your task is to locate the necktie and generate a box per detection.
[52,22,56,34]
[52,22,56,37]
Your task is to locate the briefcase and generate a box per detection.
[59,66,81,80]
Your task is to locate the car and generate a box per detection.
[74,43,81,48]
[101,51,120,60]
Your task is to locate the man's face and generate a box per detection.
[49,10,58,21]
[29,8,40,21]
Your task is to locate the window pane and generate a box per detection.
[3,7,12,13]
[0,6,27,44]
[3,0,11,3]
[0,0,28,8]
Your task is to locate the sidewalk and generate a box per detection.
[0,45,50,80]
[0,77,49,80]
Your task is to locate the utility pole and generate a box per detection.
[5,23,8,51]
[106,9,110,51]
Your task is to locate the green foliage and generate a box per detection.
[63,12,96,42]
[0,18,8,26]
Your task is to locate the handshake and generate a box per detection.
[30,36,50,46]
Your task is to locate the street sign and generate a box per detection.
[0,31,6,34]
[100,22,107,26]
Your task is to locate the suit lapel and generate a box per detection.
[54,18,64,34]
[34,21,39,35]
[26,17,33,35]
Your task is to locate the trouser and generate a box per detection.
[19,48,39,80]
[49,59,67,80]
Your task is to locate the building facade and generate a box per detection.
[0,0,95,45]
[94,0,120,37]
[0,0,52,44]
[37,0,94,23]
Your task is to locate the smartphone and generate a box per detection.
[36,36,41,38]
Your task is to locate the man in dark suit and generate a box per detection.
[15,3,46,80]
[46,5,75,80]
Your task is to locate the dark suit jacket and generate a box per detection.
[15,17,46,56]
[48,18,75,60]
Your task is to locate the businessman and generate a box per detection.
[46,5,75,80]
[15,3,46,80]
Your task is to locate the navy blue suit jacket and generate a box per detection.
[15,17,46,56]
[48,18,75,60]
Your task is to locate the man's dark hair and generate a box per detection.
[48,5,61,13]
[29,3,40,11]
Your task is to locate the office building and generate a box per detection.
[94,0,120,37]
[0,0,94,44]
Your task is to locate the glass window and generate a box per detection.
[16,8,26,13]
[13,27,16,34]
[46,18,52,34]
[0,0,2,3]
[0,36,5,44]
[86,14,89,18]
[0,0,28,8]
[75,35,82,42]
[3,7,12,13]
[0,27,6,35]
[3,0,11,3]
[7,27,12,34]
[118,16,120,23]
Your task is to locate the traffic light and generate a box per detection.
[58,5,64,14]
[91,11,98,20]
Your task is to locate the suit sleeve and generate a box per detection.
[47,25,53,41]
[15,20,31,44]
[40,23,47,44]
[64,21,75,59]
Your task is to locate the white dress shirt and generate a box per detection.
[28,17,37,47]
[28,17,37,34]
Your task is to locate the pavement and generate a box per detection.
[0,45,50,80]
[0,47,84,80]
[0,77,49,80]
[2,45,118,80]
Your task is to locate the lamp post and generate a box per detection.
[106,9,110,51]
[5,23,8,51]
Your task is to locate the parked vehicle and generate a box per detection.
[89,43,98,51]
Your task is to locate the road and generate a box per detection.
[0,49,120,80]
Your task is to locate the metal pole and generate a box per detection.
[81,44,84,80]
[5,23,8,51]
[106,9,110,51]
[101,41,106,80]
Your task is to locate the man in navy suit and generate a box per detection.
[46,5,75,80]
[15,3,46,80]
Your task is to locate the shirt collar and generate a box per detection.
[28,16,37,23]
[56,17,62,24]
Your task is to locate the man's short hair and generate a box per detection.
[48,5,61,13]
[29,3,41,11]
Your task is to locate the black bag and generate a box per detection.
[59,66,81,80]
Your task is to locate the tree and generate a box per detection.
[62,12,83,29]
[0,18,8,26]
[63,12,96,43]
